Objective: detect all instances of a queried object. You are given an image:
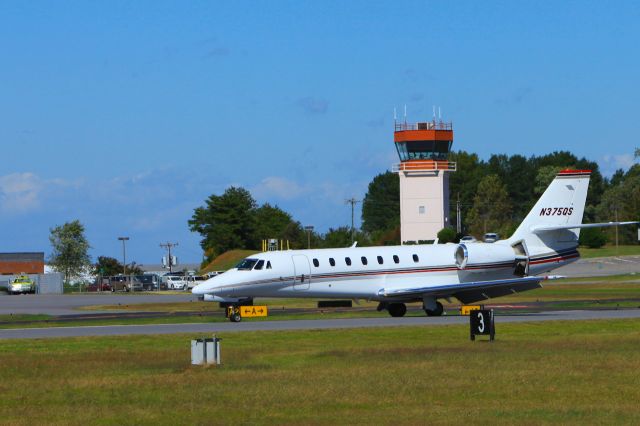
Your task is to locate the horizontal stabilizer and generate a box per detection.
[531,221,638,234]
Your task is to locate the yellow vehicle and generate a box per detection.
[8,275,35,295]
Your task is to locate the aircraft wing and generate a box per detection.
[377,276,544,304]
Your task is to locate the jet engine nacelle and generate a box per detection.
[455,243,517,270]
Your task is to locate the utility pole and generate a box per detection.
[456,194,462,234]
[118,237,129,292]
[615,208,619,256]
[160,242,178,273]
[304,225,314,249]
[117,237,129,275]
[345,198,361,244]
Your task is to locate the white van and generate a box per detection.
[185,275,206,290]
[164,275,187,290]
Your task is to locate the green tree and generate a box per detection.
[48,220,92,284]
[319,227,370,248]
[189,187,257,258]
[596,173,640,244]
[534,165,563,195]
[466,175,513,237]
[448,150,487,233]
[94,256,143,276]
[254,204,292,239]
[361,171,399,234]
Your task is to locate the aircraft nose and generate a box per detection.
[191,284,208,295]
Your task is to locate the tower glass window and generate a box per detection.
[395,140,452,161]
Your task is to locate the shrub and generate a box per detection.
[579,227,607,248]
[437,227,457,244]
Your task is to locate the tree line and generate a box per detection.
[47,149,639,281]
[361,150,639,246]
[190,150,638,259]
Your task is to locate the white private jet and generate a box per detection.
[193,170,637,321]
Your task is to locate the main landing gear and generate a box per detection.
[377,301,444,317]
[424,301,444,317]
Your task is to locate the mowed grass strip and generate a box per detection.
[1,319,639,424]
[578,245,640,259]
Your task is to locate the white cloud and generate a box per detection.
[600,153,636,176]
[252,176,308,200]
[0,172,43,213]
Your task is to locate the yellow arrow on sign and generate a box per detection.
[240,306,268,318]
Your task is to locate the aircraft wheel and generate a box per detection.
[387,303,407,317]
[425,301,444,317]
[229,312,242,323]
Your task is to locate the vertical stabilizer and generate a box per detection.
[508,170,591,257]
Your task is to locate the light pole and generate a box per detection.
[304,226,314,249]
[118,237,129,288]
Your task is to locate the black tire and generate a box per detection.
[230,313,242,323]
[425,301,444,317]
[387,303,407,317]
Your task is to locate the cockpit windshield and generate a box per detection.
[236,258,259,270]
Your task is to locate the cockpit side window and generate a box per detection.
[236,258,258,270]
[266,261,272,269]
[254,260,265,270]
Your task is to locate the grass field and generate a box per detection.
[577,245,640,258]
[1,319,639,424]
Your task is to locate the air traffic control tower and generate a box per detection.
[392,118,456,244]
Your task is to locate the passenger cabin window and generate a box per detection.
[345,257,352,266]
[329,258,335,266]
[313,258,319,267]
[266,261,272,269]
[236,258,258,270]
[393,255,399,264]
[412,254,419,263]
[254,260,265,270]
[361,256,368,266]
[377,256,383,265]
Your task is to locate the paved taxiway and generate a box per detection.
[0,293,196,316]
[1,255,638,316]
[1,309,639,340]
[555,255,640,277]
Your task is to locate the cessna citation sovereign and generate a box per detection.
[193,170,637,321]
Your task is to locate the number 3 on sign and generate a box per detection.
[470,309,495,341]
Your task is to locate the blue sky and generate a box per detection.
[1,1,638,264]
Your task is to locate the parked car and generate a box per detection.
[87,279,111,292]
[135,274,163,291]
[483,233,500,243]
[460,235,477,243]
[109,276,143,292]
[185,275,206,290]
[164,275,187,290]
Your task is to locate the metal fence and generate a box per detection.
[0,273,64,294]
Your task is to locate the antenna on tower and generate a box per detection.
[438,106,442,121]
[403,104,407,124]
[432,105,436,123]
[394,107,397,122]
